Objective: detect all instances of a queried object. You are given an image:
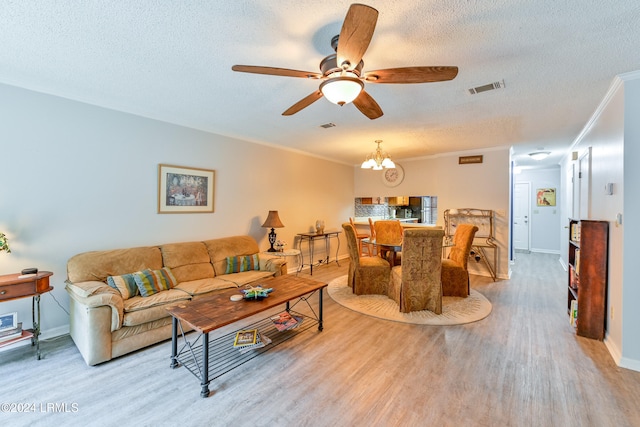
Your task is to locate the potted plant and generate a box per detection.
[0,232,10,253]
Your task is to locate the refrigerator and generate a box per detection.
[409,196,437,224]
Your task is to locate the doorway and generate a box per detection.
[514,182,530,252]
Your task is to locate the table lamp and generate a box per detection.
[262,211,284,252]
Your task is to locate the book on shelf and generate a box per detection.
[233,329,258,347]
[270,311,303,331]
[569,300,578,327]
[0,322,23,342]
[569,265,579,290]
[237,332,272,354]
[575,249,580,275]
[571,222,581,242]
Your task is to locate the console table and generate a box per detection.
[296,230,341,275]
[0,271,53,359]
[444,208,498,281]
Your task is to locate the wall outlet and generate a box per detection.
[611,306,614,320]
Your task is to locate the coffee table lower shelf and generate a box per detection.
[170,310,320,397]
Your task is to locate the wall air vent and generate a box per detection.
[468,80,505,95]
[320,122,336,128]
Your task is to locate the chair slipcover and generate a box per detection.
[342,223,390,295]
[442,224,479,297]
[389,228,445,313]
[374,220,403,265]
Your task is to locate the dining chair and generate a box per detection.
[389,228,445,313]
[349,217,371,257]
[342,223,390,295]
[442,224,479,297]
[367,217,378,256]
[374,219,403,265]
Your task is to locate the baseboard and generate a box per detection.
[530,248,561,255]
[292,254,349,274]
[605,334,640,372]
[619,356,640,372]
[558,257,568,271]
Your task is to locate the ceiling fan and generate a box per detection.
[232,3,458,120]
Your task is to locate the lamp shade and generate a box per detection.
[320,76,364,106]
[262,210,284,228]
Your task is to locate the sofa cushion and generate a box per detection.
[107,273,139,299]
[222,270,278,287]
[225,254,260,274]
[160,242,215,282]
[133,268,178,297]
[122,289,191,327]
[67,246,163,283]
[174,277,238,297]
[204,236,261,276]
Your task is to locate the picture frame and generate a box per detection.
[158,164,215,213]
[0,312,18,333]
[536,188,556,206]
[458,155,483,164]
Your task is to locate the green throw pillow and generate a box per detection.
[225,254,260,274]
[133,267,178,297]
[107,273,139,299]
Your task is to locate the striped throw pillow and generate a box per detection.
[133,267,178,297]
[225,254,260,274]
[107,273,139,299]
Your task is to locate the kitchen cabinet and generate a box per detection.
[387,196,408,206]
[360,197,384,205]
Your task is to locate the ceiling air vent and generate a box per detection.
[468,80,505,95]
[320,122,336,128]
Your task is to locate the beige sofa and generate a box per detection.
[65,235,286,366]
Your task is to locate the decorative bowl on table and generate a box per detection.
[241,286,273,301]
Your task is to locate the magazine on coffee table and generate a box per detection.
[237,332,272,354]
[233,329,258,347]
[270,311,303,331]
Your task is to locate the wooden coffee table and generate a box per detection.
[166,274,327,398]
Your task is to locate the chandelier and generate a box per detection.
[361,140,395,170]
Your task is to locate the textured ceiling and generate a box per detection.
[1,1,639,169]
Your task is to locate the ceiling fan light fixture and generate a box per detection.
[361,140,395,170]
[529,151,551,161]
[320,76,363,106]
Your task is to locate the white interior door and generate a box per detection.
[579,147,592,219]
[514,182,530,251]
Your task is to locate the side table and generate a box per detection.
[262,249,302,275]
[296,231,341,275]
[0,271,54,360]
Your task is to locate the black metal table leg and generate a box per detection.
[32,295,41,360]
[318,288,324,331]
[200,333,210,398]
[170,317,178,368]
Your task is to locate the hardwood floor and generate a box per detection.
[2,252,639,426]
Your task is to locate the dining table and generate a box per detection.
[362,238,402,267]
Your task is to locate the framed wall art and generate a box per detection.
[0,312,18,333]
[536,188,556,206]
[158,164,215,213]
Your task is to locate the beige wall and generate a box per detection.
[0,83,354,337]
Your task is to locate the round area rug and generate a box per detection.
[327,275,492,325]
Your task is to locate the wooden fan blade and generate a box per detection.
[336,4,378,71]
[282,91,324,116]
[364,66,459,84]
[232,65,322,79]
[353,90,383,120]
